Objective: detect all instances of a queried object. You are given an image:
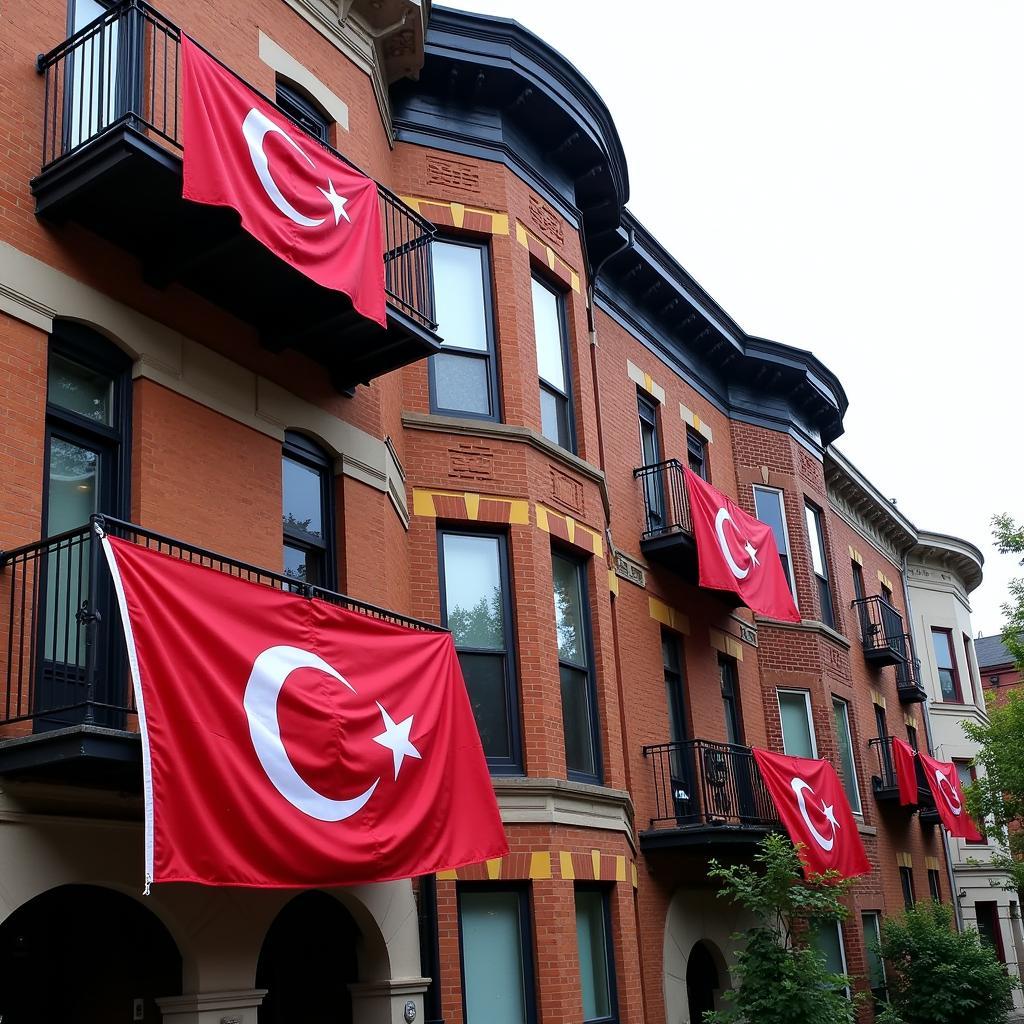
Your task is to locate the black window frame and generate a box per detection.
[531,273,576,453]
[552,548,602,784]
[275,79,330,142]
[637,392,665,529]
[860,911,887,1004]
[282,431,336,591]
[573,885,619,1024]
[899,865,916,909]
[931,627,964,703]
[719,654,744,745]
[804,501,836,630]
[457,884,538,1024]
[429,237,501,422]
[685,425,709,481]
[752,485,797,601]
[437,528,522,774]
[927,868,941,902]
[662,629,688,745]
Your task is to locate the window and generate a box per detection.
[686,426,708,480]
[931,628,963,702]
[832,697,862,814]
[275,80,329,141]
[851,561,866,603]
[861,913,887,1003]
[810,922,848,996]
[532,276,574,451]
[430,240,499,419]
[962,633,978,704]
[881,582,894,606]
[459,888,536,1024]
[955,760,986,844]
[752,486,797,600]
[778,690,816,758]
[720,656,744,745]
[575,889,616,1024]
[804,502,835,629]
[637,394,664,529]
[899,865,915,909]
[663,632,688,744]
[68,0,121,150]
[976,902,1007,964]
[439,532,520,772]
[927,868,941,902]
[282,432,335,589]
[553,552,600,782]
[906,722,919,751]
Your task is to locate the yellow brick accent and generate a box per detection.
[535,504,603,557]
[411,488,530,525]
[877,570,894,591]
[400,196,509,236]
[529,851,552,880]
[559,851,575,880]
[615,855,627,883]
[649,597,691,635]
[679,403,713,443]
[709,628,744,662]
[871,689,887,710]
[926,856,941,871]
[514,221,582,292]
[626,360,666,404]
[437,869,458,881]
[608,569,619,596]
[486,858,502,880]
[591,849,602,880]
[464,492,480,520]
[450,201,466,228]
[631,862,639,888]
[904,713,918,730]
[848,545,863,566]
[897,851,913,869]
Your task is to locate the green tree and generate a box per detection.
[991,513,1024,672]
[874,901,1017,1024]
[704,833,857,1024]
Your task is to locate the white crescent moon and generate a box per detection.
[243,644,378,821]
[934,770,963,815]
[715,507,749,580]
[791,778,836,851]
[242,108,325,228]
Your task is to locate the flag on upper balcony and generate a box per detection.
[919,750,984,841]
[180,36,386,326]
[752,748,871,878]
[683,469,801,622]
[100,533,507,889]
[891,736,920,806]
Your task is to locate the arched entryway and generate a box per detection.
[256,890,361,1024]
[0,883,182,1023]
[686,940,722,1021]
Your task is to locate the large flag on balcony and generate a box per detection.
[919,750,984,841]
[683,469,800,622]
[180,36,386,326]
[752,748,871,878]
[891,736,920,806]
[101,533,507,888]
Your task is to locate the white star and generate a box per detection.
[373,701,421,780]
[822,803,840,831]
[317,178,350,225]
[744,540,760,567]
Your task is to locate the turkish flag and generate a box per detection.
[180,36,386,326]
[684,469,800,622]
[892,737,919,806]
[102,535,507,888]
[919,750,983,841]
[752,748,871,878]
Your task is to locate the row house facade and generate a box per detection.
[0,3,988,1024]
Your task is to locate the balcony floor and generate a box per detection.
[0,725,140,790]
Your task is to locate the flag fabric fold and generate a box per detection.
[891,736,920,806]
[102,534,507,888]
[918,750,984,841]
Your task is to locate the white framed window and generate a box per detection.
[752,485,798,603]
[832,696,862,814]
[778,689,817,758]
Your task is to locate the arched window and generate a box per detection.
[282,432,336,589]
[275,80,330,142]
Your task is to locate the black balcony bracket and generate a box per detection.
[633,459,697,581]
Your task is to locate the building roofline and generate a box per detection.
[910,529,985,594]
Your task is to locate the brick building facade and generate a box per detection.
[0,3,977,1023]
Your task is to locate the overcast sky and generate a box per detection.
[450,0,1021,638]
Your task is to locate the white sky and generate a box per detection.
[449,0,1022,637]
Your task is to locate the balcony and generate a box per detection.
[632,459,697,580]
[851,596,909,668]
[895,656,927,704]
[639,739,779,853]
[30,1,441,392]
[867,735,935,808]
[0,516,442,788]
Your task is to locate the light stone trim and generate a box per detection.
[0,241,408,525]
[679,402,713,443]
[626,358,666,404]
[157,989,267,1022]
[259,31,350,131]
[754,616,852,651]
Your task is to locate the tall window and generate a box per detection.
[975,903,1007,964]
[719,656,743,745]
[68,0,120,150]
[553,552,600,782]
[899,865,915,909]
[575,889,617,1024]
[778,690,816,758]
[459,888,536,1024]
[282,432,335,589]
[532,276,574,451]
[810,922,848,992]
[861,913,887,1003]
[439,532,520,772]
[962,633,978,704]
[663,632,687,744]
[804,502,835,629]
[275,80,329,141]
[637,394,664,529]
[851,561,866,603]
[927,868,941,901]
[832,697,861,814]
[931,628,963,702]
[753,486,797,600]
[686,426,708,480]
[430,240,499,419]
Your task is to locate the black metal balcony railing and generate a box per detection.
[633,459,692,541]
[0,516,442,731]
[867,735,934,806]
[35,0,436,332]
[895,656,927,703]
[643,739,778,831]
[851,595,908,666]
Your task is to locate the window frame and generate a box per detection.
[804,501,836,629]
[531,273,576,453]
[275,79,330,141]
[777,688,817,758]
[832,695,862,814]
[954,759,986,845]
[752,485,798,603]
[429,237,501,422]
[899,865,916,909]
[437,529,522,774]
[282,431,337,591]
[685,425,709,481]
[573,885,619,1024]
[931,627,964,703]
[811,920,849,994]
[962,632,978,705]
[719,654,744,745]
[975,902,1007,964]
[662,630,688,745]
[860,911,887,1003]
[927,868,941,902]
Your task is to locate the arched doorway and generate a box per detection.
[686,940,721,1022]
[0,884,182,1023]
[257,890,361,1024]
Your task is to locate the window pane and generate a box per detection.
[754,488,788,558]
[48,353,112,425]
[434,242,488,352]
[810,922,846,977]
[805,505,826,576]
[832,698,861,813]
[459,652,511,760]
[779,691,815,758]
[575,891,611,1021]
[461,892,528,1024]
[552,555,586,666]
[532,277,566,391]
[47,437,99,535]
[860,914,885,990]
[540,386,570,449]
[443,535,504,650]
[433,352,491,415]
[283,544,321,586]
[932,630,953,670]
[282,456,323,539]
[561,664,596,777]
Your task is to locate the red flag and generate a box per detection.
[684,469,800,622]
[753,748,871,878]
[891,737,919,806]
[919,750,983,841]
[180,36,386,326]
[102,534,507,888]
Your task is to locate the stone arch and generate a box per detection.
[685,939,728,1022]
[52,314,141,364]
